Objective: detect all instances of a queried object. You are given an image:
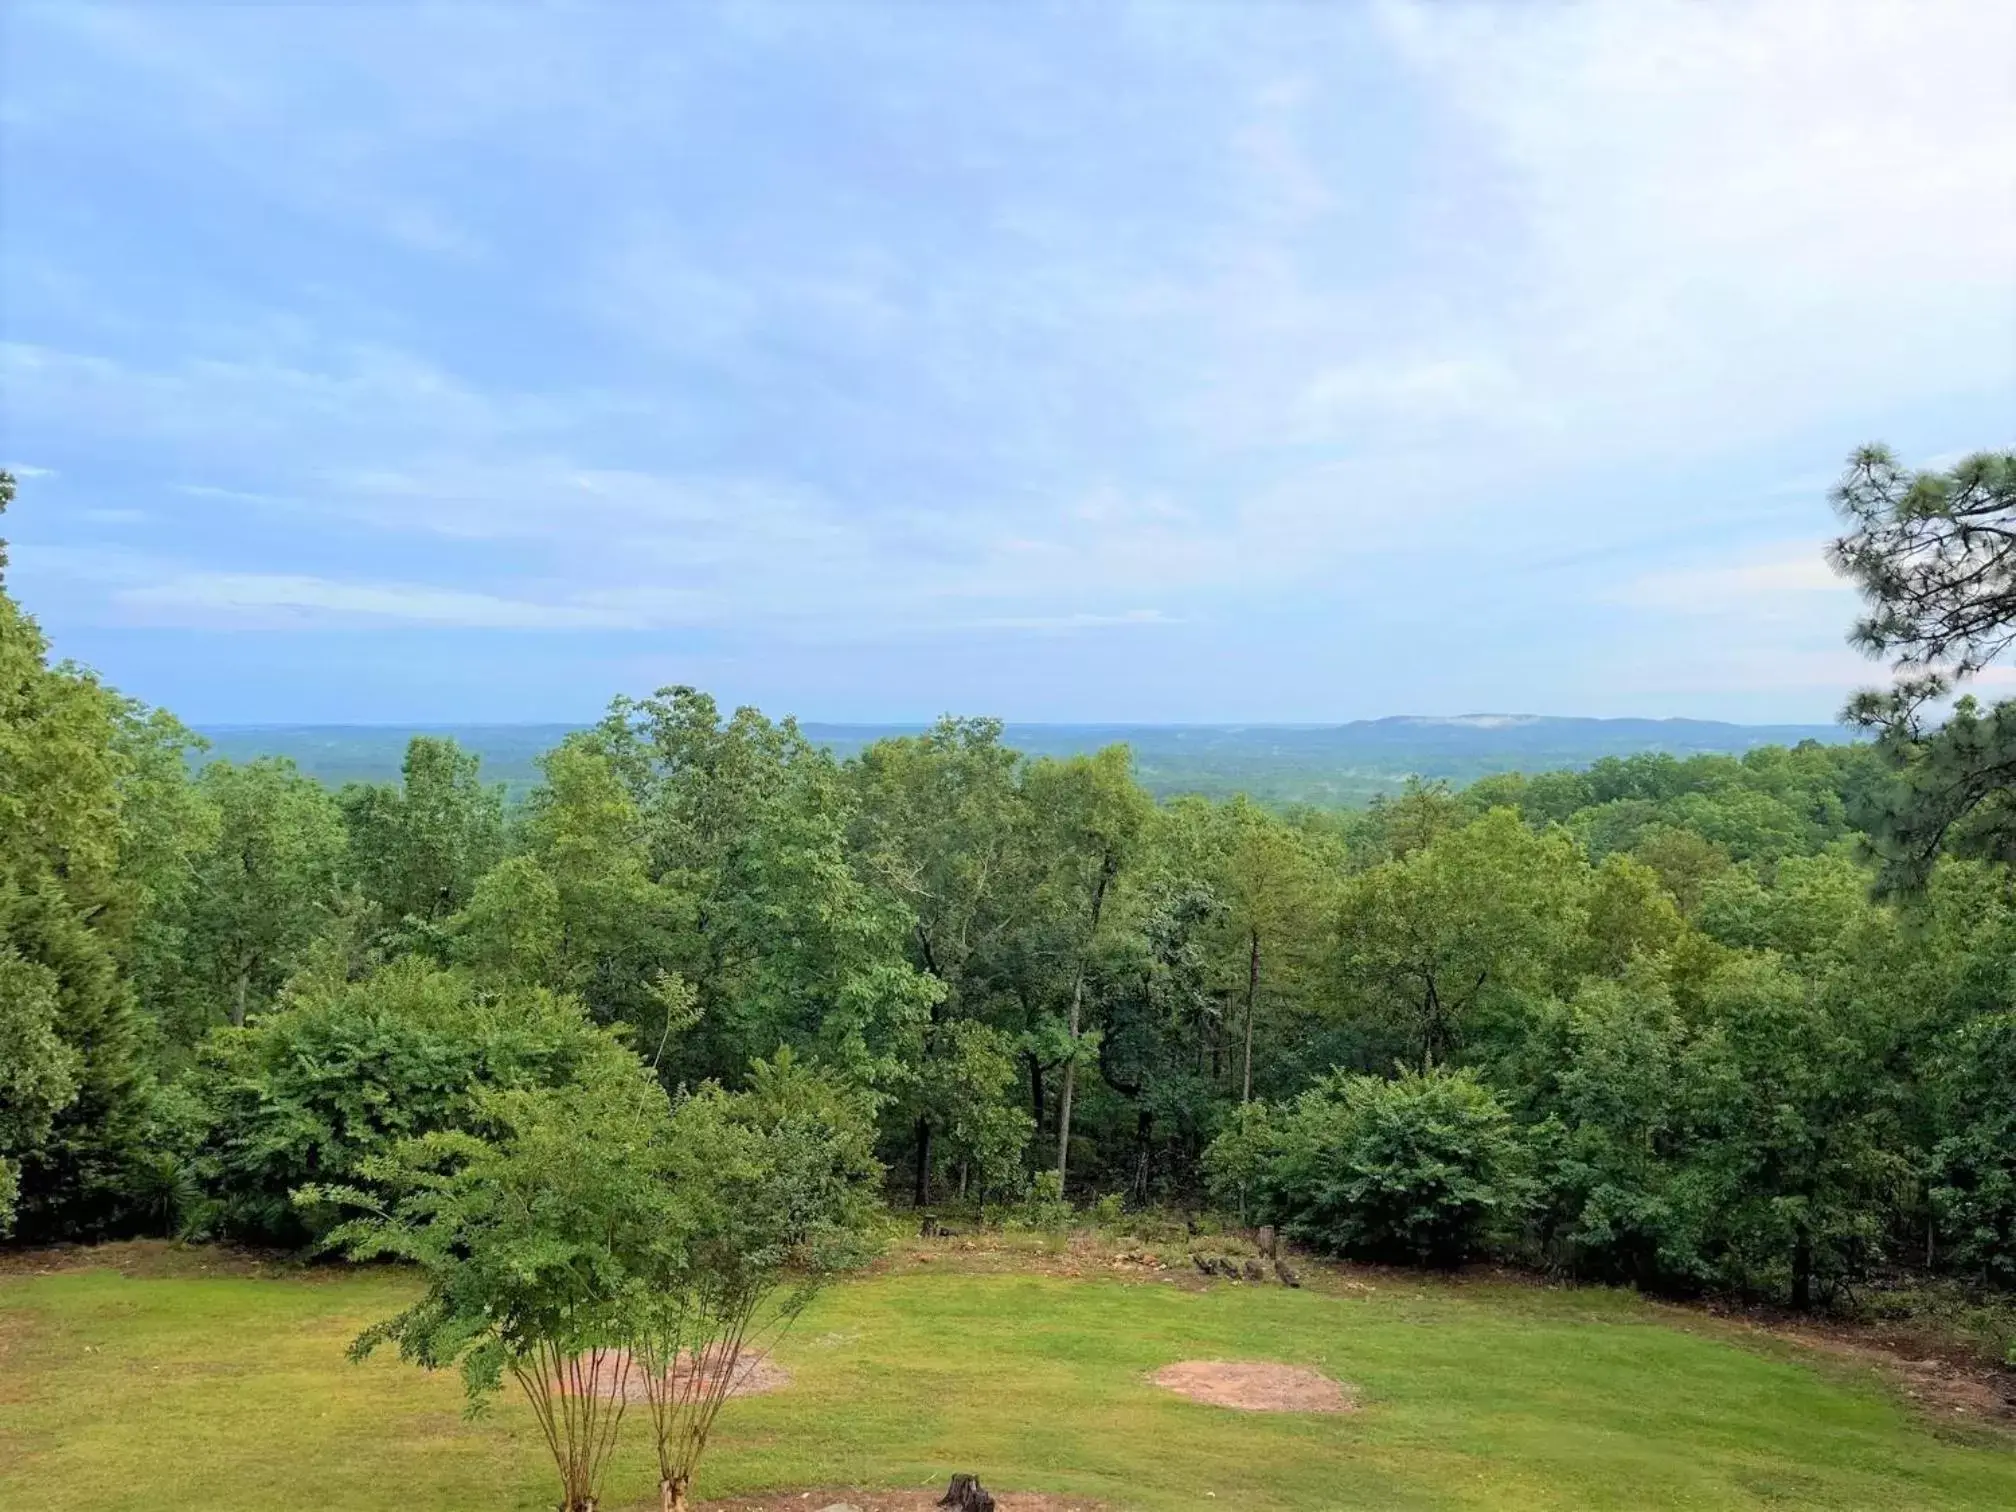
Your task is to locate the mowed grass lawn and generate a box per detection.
[2,1244,2011,1511]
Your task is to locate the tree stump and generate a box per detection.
[1256,1224,1277,1257]
[938,1473,996,1511]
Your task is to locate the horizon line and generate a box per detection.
[192,712,1855,732]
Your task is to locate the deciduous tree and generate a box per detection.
[180,758,347,1028]
[1022,747,1149,1188]
[340,735,505,942]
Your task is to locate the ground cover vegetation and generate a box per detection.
[4,447,2016,1416]
[6,1239,2014,1512]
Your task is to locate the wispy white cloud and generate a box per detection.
[965,608,1177,633]
[1614,644,1872,702]
[173,483,301,508]
[117,571,641,630]
[1615,544,1849,615]
[12,544,642,629]
[1293,355,1528,437]
[12,528,1183,639]
[0,340,565,458]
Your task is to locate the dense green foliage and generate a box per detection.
[182,960,637,1245]
[1227,1066,1532,1266]
[5,452,2016,1357]
[0,471,163,1235]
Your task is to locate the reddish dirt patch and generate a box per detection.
[553,1348,790,1403]
[0,1240,304,1280]
[1151,1358,1354,1412]
[697,1493,1104,1511]
[1795,1332,2013,1421]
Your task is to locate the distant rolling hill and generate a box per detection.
[195,714,1852,808]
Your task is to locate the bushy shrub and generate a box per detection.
[1200,1098,1281,1222]
[1216,1066,1530,1266]
[183,958,634,1244]
[1015,1168,1073,1231]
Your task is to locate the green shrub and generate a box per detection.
[1201,1099,1280,1222]
[184,958,634,1245]
[1224,1066,1531,1266]
[1017,1169,1073,1231]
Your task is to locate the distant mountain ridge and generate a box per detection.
[195,715,1851,808]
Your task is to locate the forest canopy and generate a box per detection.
[4,451,2016,1331]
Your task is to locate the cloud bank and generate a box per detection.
[1,1,2010,720]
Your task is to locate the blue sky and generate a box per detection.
[3,1,2012,725]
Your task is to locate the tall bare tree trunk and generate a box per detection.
[231,964,249,1028]
[1055,863,1113,1186]
[1055,968,1084,1182]
[1241,926,1259,1103]
[1134,1107,1153,1203]
[913,1115,933,1208]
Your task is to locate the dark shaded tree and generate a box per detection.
[0,470,153,1236]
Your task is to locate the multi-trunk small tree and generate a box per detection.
[323,1043,880,1512]
[323,1064,675,1512]
[637,1052,880,1512]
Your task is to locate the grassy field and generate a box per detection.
[2,1243,2010,1511]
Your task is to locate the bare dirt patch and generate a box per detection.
[1150,1358,1355,1413]
[881,1224,1403,1297]
[0,1240,304,1281]
[1793,1331,2013,1422]
[554,1348,790,1403]
[873,1229,1181,1285]
[695,1492,1105,1511]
